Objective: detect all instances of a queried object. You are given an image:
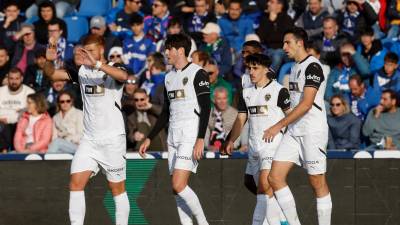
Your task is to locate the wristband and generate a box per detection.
[94,61,102,70]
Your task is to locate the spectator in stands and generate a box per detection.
[156,18,197,58]
[47,91,83,154]
[123,14,156,75]
[313,16,348,67]
[23,48,50,93]
[328,94,362,150]
[11,23,45,73]
[346,74,380,121]
[363,89,400,149]
[26,0,78,19]
[140,55,166,104]
[386,0,400,40]
[122,74,139,116]
[33,1,68,45]
[0,2,25,52]
[201,22,232,76]
[325,42,371,101]
[138,52,164,85]
[214,0,227,19]
[372,52,400,95]
[0,46,11,83]
[218,0,254,55]
[127,88,166,151]
[144,0,171,43]
[184,0,217,46]
[205,87,237,151]
[204,59,233,105]
[45,80,72,116]
[357,27,387,73]
[295,0,329,39]
[191,50,210,67]
[48,19,72,68]
[108,46,124,64]
[233,40,263,85]
[81,16,122,59]
[14,93,52,153]
[0,68,35,151]
[336,0,377,42]
[257,0,294,71]
[109,0,144,38]
[307,43,330,79]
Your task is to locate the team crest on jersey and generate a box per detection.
[182,77,189,86]
[140,44,146,51]
[168,89,185,100]
[265,94,271,102]
[296,70,301,78]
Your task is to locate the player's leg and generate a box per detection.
[69,171,92,225]
[244,173,258,195]
[252,169,272,225]
[269,134,302,225]
[172,142,208,225]
[303,134,332,225]
[108,181,130,225]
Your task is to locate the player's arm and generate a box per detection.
[97,62,128,83]
[277,88,292,116]
[43,43,71,81]
[264,63,324,142]
[223,90,248,155]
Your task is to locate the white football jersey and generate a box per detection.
[72,63,125,140]
[288,55,328,135]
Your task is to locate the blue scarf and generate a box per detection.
[342,11,359,36]
[191,12,207,32]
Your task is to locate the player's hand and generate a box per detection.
[263,124,282,143]
[223,140,234,156]
[193,139,204,160]
[133,131,145,142]
[76,48,97,67]
[139,138,151,158]
[46,38,58,61]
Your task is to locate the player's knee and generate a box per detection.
[108,181,126,196]
[172,181,186,194]
[308,174,326,190]
[267,172,283,189]
[69,179,85,191]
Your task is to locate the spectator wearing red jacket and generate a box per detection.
[14,93,52,153]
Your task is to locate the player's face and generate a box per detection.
[283,33,300,59]
[84,43,103,61]
[165,47,179,65]
[248,64,268,83]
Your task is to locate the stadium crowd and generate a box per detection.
[0,0,399,154]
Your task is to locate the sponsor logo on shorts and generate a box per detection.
[304,160,319,165]
[107,167,125,173]
[177,155,192,161]
[261,156,273,161]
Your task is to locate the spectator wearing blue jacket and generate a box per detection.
[346,74,381,121]
[325,42,371,101]
[144,0,171,43]
[200,22,232,76]
[357,27,387,73]
[123,14,156,75]
[372,52,400,95]
[217,0,254,55]
[108,0,144,39]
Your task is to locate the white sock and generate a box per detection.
[262,218,270,225]
[252,194,268,225]
[69,191,85,225]
[266,196,282,225]
[114,192,130,225]
[317,194,332,225]
[275,186,301,225]
[175,195,193,225]
[178,186,209,225]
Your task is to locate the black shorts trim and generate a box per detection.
[313,103,322,111]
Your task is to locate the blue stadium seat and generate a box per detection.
[64,16,89,43]
[77,0,112,17]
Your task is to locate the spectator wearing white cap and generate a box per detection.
[200,22,232,76]
[79,16,122,59]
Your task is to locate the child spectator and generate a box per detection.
[140,56,166,105]
[123,14,156,75]
[372,52,400,95]
[357,27,387,72]
[0,2,25,52]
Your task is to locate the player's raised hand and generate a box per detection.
[193,139,205,160]
[76,48,97,67]
[46,37,57,61]
[263,123,281,143]
[139,138,151,158]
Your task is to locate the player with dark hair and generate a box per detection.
[139,33,211,225]
[44,34,130,225]
[264,27,332,225]
[224,53,290,225]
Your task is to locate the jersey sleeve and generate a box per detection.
[304,62,324,90]
[111,62,127,85]
[193,69,210,96]
[147,89,170,140]
[64,62,79,83]
[237,90,247,113]
[277,88,291,111]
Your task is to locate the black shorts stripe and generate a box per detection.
[313,103,322,111]
[115,101,122,111]
[194,109,200,117]
[319,148,327,156]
